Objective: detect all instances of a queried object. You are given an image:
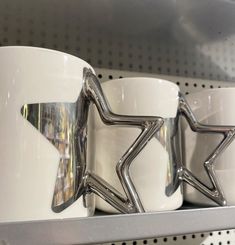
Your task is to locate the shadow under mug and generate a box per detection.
[94,77,235,213]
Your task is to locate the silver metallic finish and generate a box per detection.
[21,68,163,213]
[21,92,89,213]
[152,117,182,197]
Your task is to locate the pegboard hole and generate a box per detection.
[3,37,8,44]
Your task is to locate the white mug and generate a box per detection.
[183,88,235,206]
[94,77,183,212]
[0,46,95,221]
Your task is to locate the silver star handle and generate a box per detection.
[83,68,164,213]
[178,93,235,206]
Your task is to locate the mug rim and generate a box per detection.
[0,46,92,68]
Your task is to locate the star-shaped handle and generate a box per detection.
[178,93,235,206]
[82,68,164,213]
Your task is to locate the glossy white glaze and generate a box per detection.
[0,46,94,221]
[184,88,235,205]
[94,77,183,212]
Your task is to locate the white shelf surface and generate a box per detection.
[0,206,235,244]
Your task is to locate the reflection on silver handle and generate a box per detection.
[179,93,235,206]
[22,67,235,213]
[83,68,164,213]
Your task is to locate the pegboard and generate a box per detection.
[103,230,235,245]
[0,0,235,82]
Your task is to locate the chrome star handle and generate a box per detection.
[178,93,235,206]
[22,68,163,214]
[83,68,164,213]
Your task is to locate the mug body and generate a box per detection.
[0,46,94,221]
[94,77,183,212]
[183,88,235,205]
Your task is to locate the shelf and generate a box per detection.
[0,206,235,244]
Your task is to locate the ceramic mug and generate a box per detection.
[183,88,235,206]
[94,77,184,212]
[0,46,166,221]
[0,46,96,221]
